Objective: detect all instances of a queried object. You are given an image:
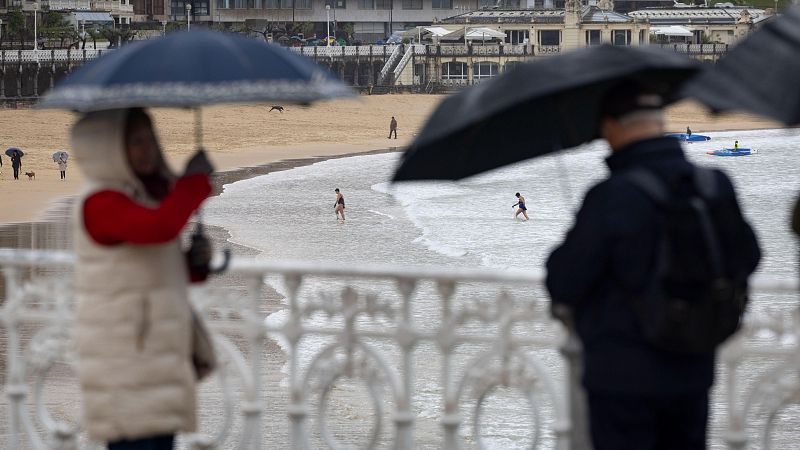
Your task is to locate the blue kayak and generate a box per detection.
[707,148,754,157]
[667,133,711,142]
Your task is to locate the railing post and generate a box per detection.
[554,305,592,450]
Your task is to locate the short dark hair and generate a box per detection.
[125,107,153,139]
[335,188,339,192]
[515,192,520,197]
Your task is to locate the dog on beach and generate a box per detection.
[24,171,35,180]
[268,105,285,113]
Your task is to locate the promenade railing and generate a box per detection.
[0,248,797,449]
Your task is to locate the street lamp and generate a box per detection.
[326,4,331,46]
[32,2,38,51]
[161,20,167,35]
[186,3,192,31]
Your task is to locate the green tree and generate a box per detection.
[8,8,26,48]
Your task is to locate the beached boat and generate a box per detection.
[707,148,755,156]
[667,133,712,142]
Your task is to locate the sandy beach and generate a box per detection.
[0,94,780,225]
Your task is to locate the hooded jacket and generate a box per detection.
[71,109,210,442]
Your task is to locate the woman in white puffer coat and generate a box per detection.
[72,108,214,450]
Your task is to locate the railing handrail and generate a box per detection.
[0,248,794,293]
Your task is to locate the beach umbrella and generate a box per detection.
[39,29,354,112]
[5,148,24,158]
[392,45,699,182]
[684,7,800,125]
[52,151,69,162]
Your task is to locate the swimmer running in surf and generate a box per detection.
[334,188,345,221]
[513,192,529,221]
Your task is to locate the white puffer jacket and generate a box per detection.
[71,110,197,443]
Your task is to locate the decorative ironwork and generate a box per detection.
[0,249,797,449]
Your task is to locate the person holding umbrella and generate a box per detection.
[6,148,23,180]
[54,150,68,180]
[71,108,215,450]
[546,82,761,450]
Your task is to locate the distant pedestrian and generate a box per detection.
[10,152,22,180]
[57,153,68,180]
[334,188,345,221]
[686,126,692,137]
[512,192,529,221]
[389,116,398,139]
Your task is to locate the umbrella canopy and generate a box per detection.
[39,30,354,112]
[53,151,69,162]
[683,7,800,125]
[5,148,24,158]
[650,26,694,38]
[393,45,699,181]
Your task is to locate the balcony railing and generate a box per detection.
[653,43,729,55]
[0,248,798,449]
[1,49,108,63]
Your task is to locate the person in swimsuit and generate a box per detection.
[513,192,529,221]
[334,188,345,221]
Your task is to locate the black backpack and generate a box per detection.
[626,167,748,355]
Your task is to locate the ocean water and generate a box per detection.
[204,128,800,448]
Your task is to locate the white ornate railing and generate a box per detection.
[505,44,527,56]
[440,45,468,56]
[392,44,422,82]
[536,45,561,55]
[1,49,109,63]
[653,43,729,54]
[472,45,501,56]
[0,248,798,449]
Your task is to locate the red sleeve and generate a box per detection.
[84,174,212,246]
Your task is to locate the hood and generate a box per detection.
[71,109,174,201]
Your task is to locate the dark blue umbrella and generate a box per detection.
[39,30,354,112]
[5,148,24,158]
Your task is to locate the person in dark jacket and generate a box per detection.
[10,151,22,180]
[546,83,761,450]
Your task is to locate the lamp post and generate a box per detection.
[33,3,38,51]
[332,3,336,41]
[161,19,167,35]
[389,0,393,40]
[326,4,331,46]
[186,2,192,31]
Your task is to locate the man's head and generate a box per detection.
[515,192,520,198]
[599,81,666,152]
[335,188,340,193]
[125,108,161,177]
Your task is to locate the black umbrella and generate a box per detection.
[5,148,24,158]
[392,45,699,181]
[684,7,800,125]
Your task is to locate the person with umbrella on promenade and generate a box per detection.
[393,44,762,449]
[40,29,353,449]
[6,148,23,180]
[53,150,68,180]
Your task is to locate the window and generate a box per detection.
[585,30,601,45]
[359,0,374,8]
[375,0,390,9]
[504,61,521,72]
[432,0,452,8]
[266,0,279,8]
[402,0,421,8]
[507,29,529,45]
[442,61,467,80]
[473,62,498,82]
[539,30,559,46]
[612,29,631,46]
[478,0,494,7]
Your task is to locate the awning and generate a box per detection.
[73,12,114,22]
[400,27,455,39]
[650,26,694,37]
[441,27,507,41]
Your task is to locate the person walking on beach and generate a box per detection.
[57,153,68,180]
[512,192,529,221]
[71,108,216,450]
[389,116,398,139]
[334,188,345,221]
[546,82,760,450]
[10,151,21,180]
